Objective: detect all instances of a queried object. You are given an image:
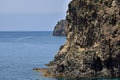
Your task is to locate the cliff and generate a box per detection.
[46,0,120,78]
[53,20,68,36]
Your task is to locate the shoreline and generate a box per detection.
[33,68,118,79]
[33,68,66,78]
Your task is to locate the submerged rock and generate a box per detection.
[53,20,68,36]
[46,0,120,78]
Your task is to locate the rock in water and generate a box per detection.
[47,0,120,78]
[53,20,68,36]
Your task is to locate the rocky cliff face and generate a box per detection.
[47,0,120,78]
[53,20,68,36]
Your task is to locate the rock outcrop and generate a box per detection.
[53,20,68,36]
[46,0,120,78]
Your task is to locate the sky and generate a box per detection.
[0,0,71,31]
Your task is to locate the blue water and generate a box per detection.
[0,31,66,80]
[0,31,119,80]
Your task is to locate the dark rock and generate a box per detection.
[46,0,120,78]
[90,57,103,71]
[53,20,68,36]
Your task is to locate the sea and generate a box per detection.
[0,31,119,80]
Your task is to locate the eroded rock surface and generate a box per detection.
[47,0,120,78]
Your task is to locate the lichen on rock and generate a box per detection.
[47,0,120,78]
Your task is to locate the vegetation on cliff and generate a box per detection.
[43,0,120,78]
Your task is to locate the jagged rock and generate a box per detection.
[47,0,120,78]
[53,20,68,36]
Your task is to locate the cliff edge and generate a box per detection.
[53,20,68,36]
[47,0,120,78]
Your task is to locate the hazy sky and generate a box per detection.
[0,0,71,31]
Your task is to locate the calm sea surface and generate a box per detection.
[0,31,118,80]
